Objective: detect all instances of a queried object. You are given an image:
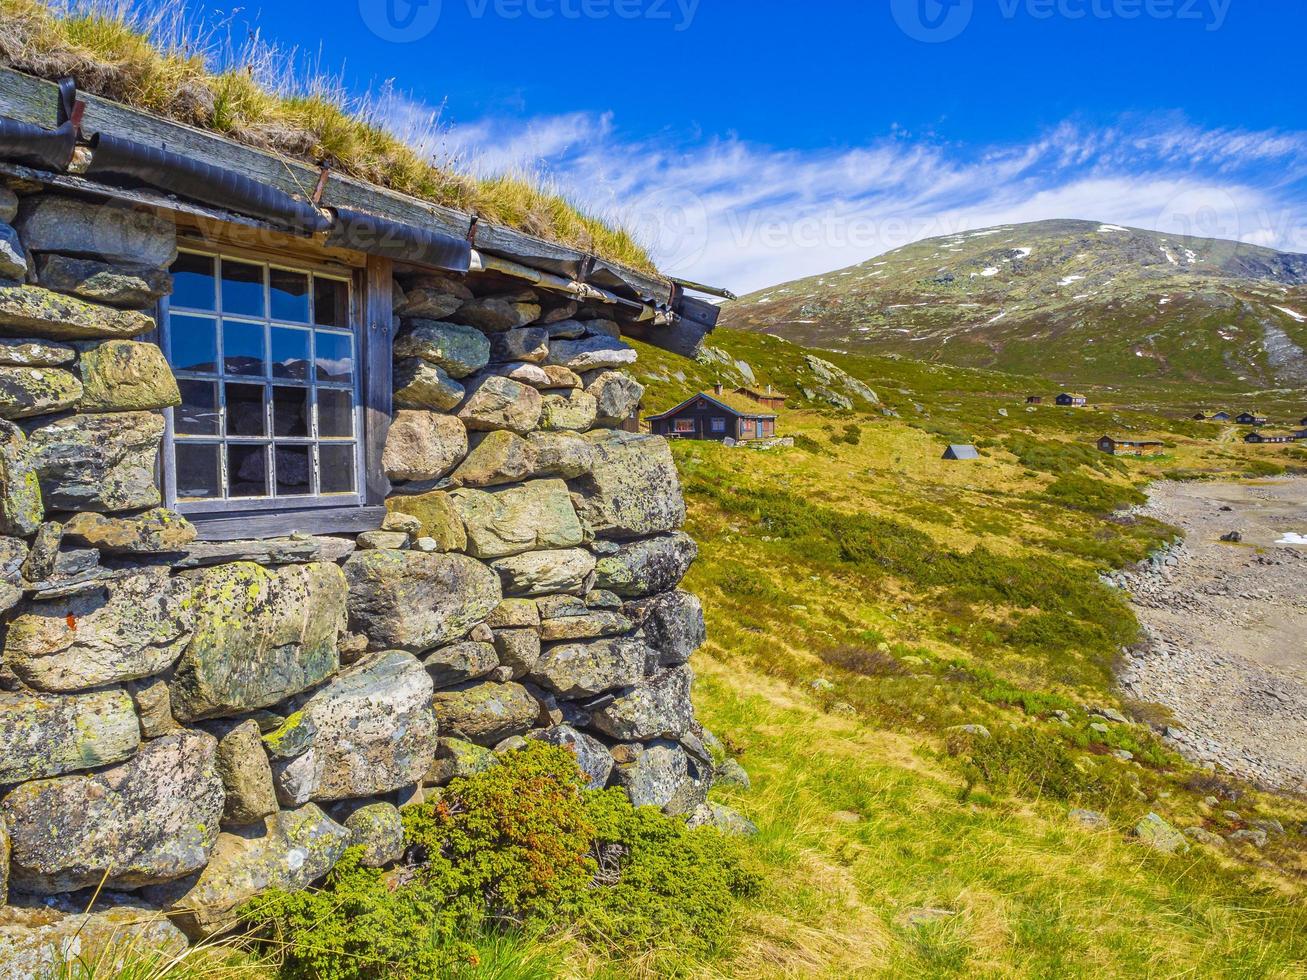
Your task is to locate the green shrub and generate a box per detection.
[244,744,759,979]
[791,433,825,454]
[949,727,1108,802]
[1044,472,1145,512]
[1004,434,1123,477]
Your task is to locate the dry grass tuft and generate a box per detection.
[0,0,655,272]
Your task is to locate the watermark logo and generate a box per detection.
[359,0,444,43]
[892,0,974,43]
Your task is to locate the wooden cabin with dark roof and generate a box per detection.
[1236,412,1268,426]
[1098,436,1165,457]
[646,385,778,442]
[1056,393,1087,407]
[734,385,788,411]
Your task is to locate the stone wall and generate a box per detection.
[0,187,714,964]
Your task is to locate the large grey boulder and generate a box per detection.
[395,274,472,318]
[489,326,549,364]
[0,897,188,980]
[0,688,140,784]
[392,319,489,378]
[546,335,637,372]
[0,284,154,340]
[538,389,598,432]
[431,680,539,746]
[0,366,82,419]
[75,339,180,412]
[215,720,278,828]
[626,590,706,666]
[0,419,42,536]
[270,651,437,806]
[450,429,537,487]
[35,254,173,308]
[1,731,224,894]
[0,222,25,280]
[344,802,406,867]
[4,569,194,691]
[492,628,542,678]
[528,430,594,478]
[530,637,649,699]
[450,478,584,559]
[147,805,350,938]
[16,196,177,267]
[169,561,346,722]
[592,532,698,596]
[587,371,645,426]
[539,610,633,641]
[424,640,499,689]
[491,548,596,597]
[611,739,709,814]
[426,736,499,785]
[344,550,501,653]
[570,431,685,540]
[382,410,468,482]
[451,292,541,332]
[457,375,542,434]
[28,411,163,512]
[590,666,695,741]
[393,358,465,411]
[530,725,614,789]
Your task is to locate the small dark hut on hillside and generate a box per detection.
[1236,412,1268,426]
[1026,395,1043,405]
[1245,432,1300,444]
[1098,436,1164,457]
[1056,393,1087,407]
[734,386,787,411]
[1210,411,1232,422]
[646,386,778,442]
[942,444,980,460]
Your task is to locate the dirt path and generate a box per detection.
[1113,478,1307,794]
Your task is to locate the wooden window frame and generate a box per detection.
[673,418,697,434]
[709,417,727,433]
[156,245,394,541]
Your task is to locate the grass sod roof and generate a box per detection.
[648,390,779,419]
[0,0,655,273]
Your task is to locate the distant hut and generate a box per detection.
[942,444,980,460]
[1056,393,1087,407]
[1192,412,1208,421]
[1026,395,1044,405]
[1210,411,1232,422]
[1245,432,1299,444]
[1236,412,1268,426]
[646,386,778,442]
[1098,436,1165,457]
[734,385,788,411]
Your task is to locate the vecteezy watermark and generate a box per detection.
[359,0,699,42]
[893,0,1232,43]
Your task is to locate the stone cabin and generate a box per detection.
[1097,436,1164,457]
[0,70,733,952]
[1056,392,1087,407]
[645,386,778,442]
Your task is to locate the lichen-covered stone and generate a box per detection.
[546,335,637,372]
[450,429,537,487]
[451,292,541,332]
[146,804,350,938]
[571,431,685,540]
[0,897,189,980]
[489,326,549,364]
[626,590,705,666]
[540,364,583,388]
[394,358,465,411]
[357,530,408,550]
[0,688,140,783]
[530,637,649,699]
[450,479,584,559]
[61,507,196,554]
[426,736,499,785]
[4,569,194,692]
[344,550,501,653]
[28,411,163,512]
[539,610,633,641]
[124,675,181,738]
[1133,813,1190,854]
[0,283,155,340]
[0,337,76,367]
[382,410,468,482]
[392,319,489,378]
[271,651,437,806]
[215,720,278,827]
[1,730,223,893]
[0,188,15,224]
[169,561,346,721]
[529,725,614,789]
[587,371,645,426]
[0,222,26,280]
[457,375,543,434]
[1,813,9,905]
[394,288,463,323]
[344,802,405,867]
[538,388,598,432]
[36,255,173,308]
[591,666,695,741]
[493,361,551,387]
[0,419,42,537]
[424,640,499,689]
[492,628,542,678]
[491,548,596,597]
[385,491,467,552]
[0,365,82,419]
[485,598,541,629]
[16,196,178,267]
[431,680,539,746]
[592,532,698,597]
[611,739,708,815]
[75,339,180,412]
[528,430,595,479]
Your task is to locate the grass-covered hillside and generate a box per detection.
[722,219,1307,391]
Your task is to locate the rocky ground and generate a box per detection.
[1113,478,1307,794]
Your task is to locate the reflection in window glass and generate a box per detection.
[314,277,350,327]
[175,443,221,499]
[270,268,311,323]
[270,327,310,381]
[176,380,219,436]
[170,253,216,310]
[228,444,268,497]
[223,321,265,376]
[317,389,354,438]
[319,444,356,493]
[221,260,265,317]
[226,383,266,437]
[168,315,218,373]
[315,331,353,383]
[274,445,312,495]
[273,387,310,438]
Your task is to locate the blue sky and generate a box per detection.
[182,0,1307,292]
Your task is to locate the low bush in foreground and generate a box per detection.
[243,744,759,979]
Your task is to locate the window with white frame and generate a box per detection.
[673,418,696,434]
[161,249,364,512]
